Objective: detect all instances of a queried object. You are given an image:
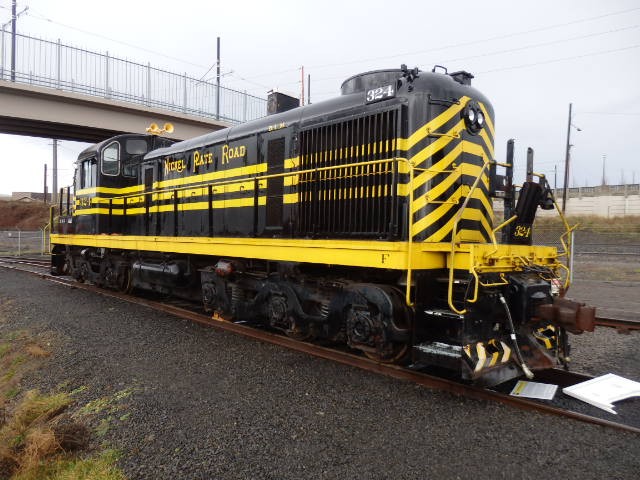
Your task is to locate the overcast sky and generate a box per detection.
[0,0,639,195]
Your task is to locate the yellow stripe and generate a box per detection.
[284,176,299,187]
[76,185,144,196]
[488,352,498,367]
[500,341,511,363]
[478,129,494,158]
[284,157,300,169]
[76,197,125,206]
[154,163,268,189]
[74,197,268,216]
[410,184,493,238]
[411,162,490,214]
[50,234,448,271]
[283,192,298,204]
[409,119,465,169]
[424,207,493,243]
[475,342,486,373]
[478,102,495,139]
[397,96,470,151]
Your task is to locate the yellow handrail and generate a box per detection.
[447,160,494,315]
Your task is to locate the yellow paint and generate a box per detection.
[51,234,447,270]
[163,158,187,175]
[397,96,470,151]
[222,144,247,164]
[478,102,495,139]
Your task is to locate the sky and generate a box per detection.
[0,0,639,195]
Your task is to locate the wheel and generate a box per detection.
[345,286,412,364]
[267,294,313,341]
[116,266,132,293]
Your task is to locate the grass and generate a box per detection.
[11,450,126,480]
[0,330,128,480]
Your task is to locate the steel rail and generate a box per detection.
[595,316,640,332]
[1,260,639,434]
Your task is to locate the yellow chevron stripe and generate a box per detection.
[410,182,494,239]
[478,102,495,139]
[411,162,490,214]
[397,96,470,151]
[475,342,486,373]
[478,129,494,158]
[425,207,493,243]
[409,119,465,169]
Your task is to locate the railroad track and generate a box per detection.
[1,258,639,434]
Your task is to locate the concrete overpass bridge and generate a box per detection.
[0,31,268,143]
[0,80,230,142]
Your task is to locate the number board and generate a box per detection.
[510,222,533,245]
[365,85,395,104]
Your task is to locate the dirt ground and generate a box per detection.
[0,201,50,229]
[569,254,640,320]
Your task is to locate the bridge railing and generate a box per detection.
[0,31,267,124]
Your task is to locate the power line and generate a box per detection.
[580,111,640,116]
[310,25,640,85]
[24,8,210,71]
[439,24,639,64]
[477,44,639,74]
[305,6,640,71]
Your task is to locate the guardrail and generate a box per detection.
[0,31,267,124]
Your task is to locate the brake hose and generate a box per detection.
[499,294,534,379]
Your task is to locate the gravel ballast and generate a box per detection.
[0,268,639,479]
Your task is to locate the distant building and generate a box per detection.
[495,183,640,218]
[11,192,52,203]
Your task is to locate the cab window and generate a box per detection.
[81,158,97,189]
[102,142,120,175]
[123,139,148,177]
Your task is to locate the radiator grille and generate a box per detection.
[297,109,401,238]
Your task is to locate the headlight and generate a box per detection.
[462,101,485,135]
[467,108,476,123]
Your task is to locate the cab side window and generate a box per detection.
[102,142,120,176]
[81,158,97,189]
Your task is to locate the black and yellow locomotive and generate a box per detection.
[51,66,594,386]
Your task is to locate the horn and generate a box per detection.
[146,123,159,134]
[163,123,174,134]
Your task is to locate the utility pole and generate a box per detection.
[52,139,58,205]
[561,103,581,214]
[1,2,26,81]
[307,73,311,105]
[554,165,557,191]
[300,66,304,106]
[43,163,47,204]
[216,36,220,120]
[10,0,16,81]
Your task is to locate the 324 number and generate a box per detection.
[365,85,395,103]
[514,225,532,238]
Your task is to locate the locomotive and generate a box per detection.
[50,65,595,386]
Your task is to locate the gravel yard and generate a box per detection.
[0,268,639,480]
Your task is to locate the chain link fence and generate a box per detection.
[0,230,49,256]
[533,228,640,255]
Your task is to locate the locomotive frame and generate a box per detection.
[50,65,594,386]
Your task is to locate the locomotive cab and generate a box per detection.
[73,134,175,235]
